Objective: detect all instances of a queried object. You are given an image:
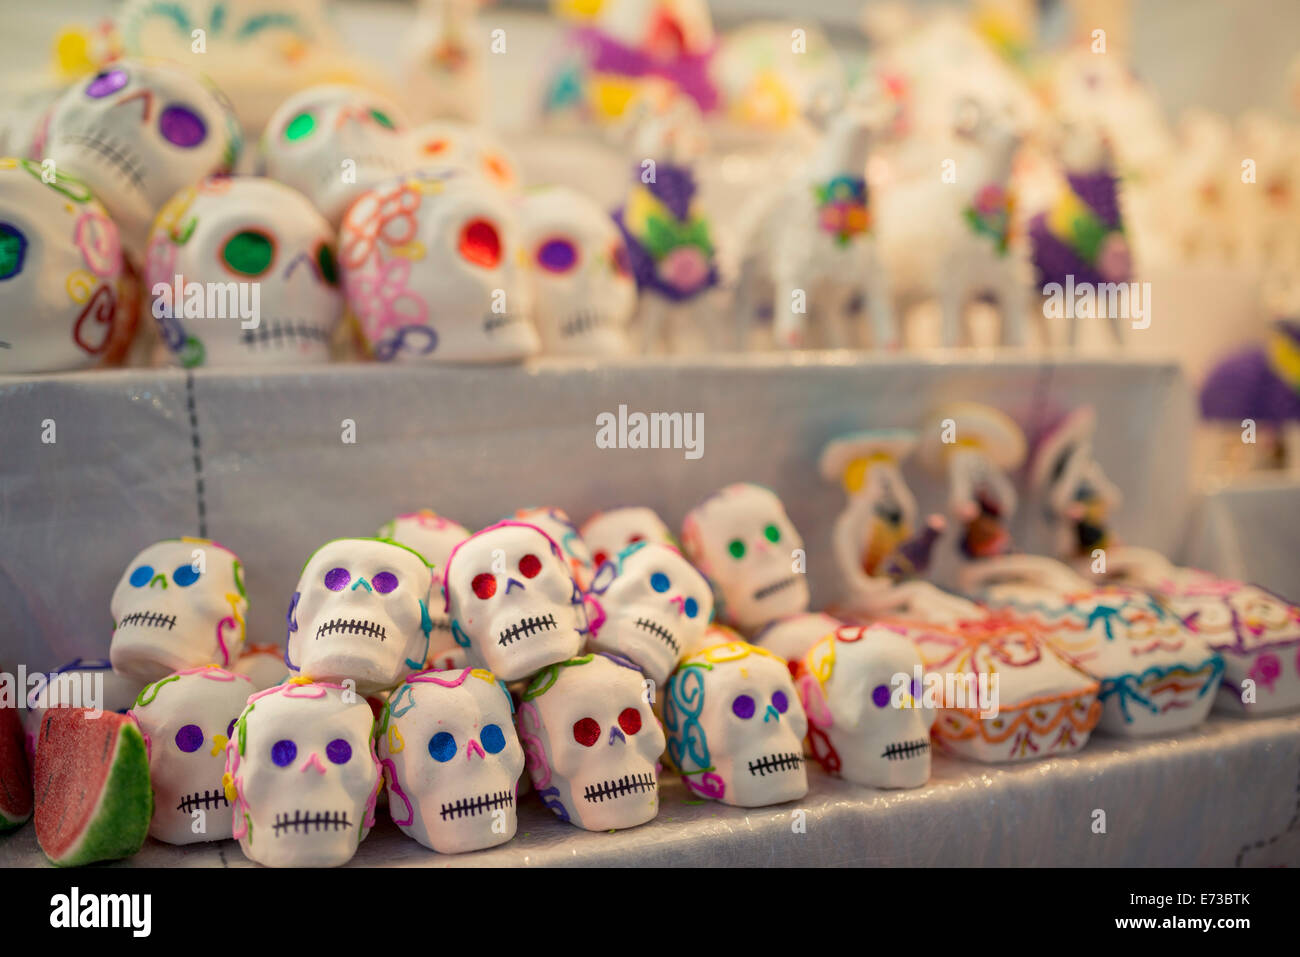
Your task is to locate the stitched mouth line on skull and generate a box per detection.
[439,789,514,820]
[272,810,354,834]
[497,613,557,646]
[583,772,656,803]
[634,617,679,654]
[176,788,230,813]
[881,739,930,761]
[118,611,177,630]
[315,618,387,641]
[240,321,333,348]
[560,311,613,338]
[58,131,147,191]
[483,312,524,334]
[747,752,804,777]
[753,576,799,601]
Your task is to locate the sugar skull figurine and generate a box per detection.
[510,506,595,590]
[110,538,248,683]
[22,658,145,763]
[339,167,539,362]
[230,644,288,691]
[0,158,135,373]
[377,509,472,662]
[285,538,434,694]
[129,666,254,844]
[798,625,934,789]
[752,612,843,666]
[376,667,524,853]
[144,175,343,367]
[225,679,380,867]
[444,521,588,682]
[518,186,636,356]
[40,59,241,261]
[581,505,675,570]
[262,84,414,226]
[408,120,519,192]
[681,483,810,633]
[586,542,713,686]
[515,653,665,830]
[663,640,808,807]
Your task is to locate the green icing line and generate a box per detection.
[51,723,151,867]
[134,672,182,708]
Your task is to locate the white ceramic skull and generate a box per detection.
[581,506,675,570]
[225,680,380,867]
[230,644,289,691]
[339,166,538,362]
[444,521,588,682]
[110,538,248,683]
[21,658,145,763]
[40,59,240,261]
[518,186,636,356]
[752,612,843,664]
[377,667,524,853]
[285,538,434,694]
[663,640,808,807]
[144,175,342,367]
[0,158,135,373]
[681,483,810,633]
[798,625,934,789]
[129,665,254,844]
[515,653,665,830]
[262,84,414,226]
[586,542,712,686]
[408,121,519,192]
[511,506,595,590]
[377,509,472,657]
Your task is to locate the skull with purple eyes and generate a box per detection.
[797,625,934,790]
[664,640,808,807]
[286,538,434,694]
[110,538,248,683]
[587,542,713,686]
[225,680,380,867]
[518,186,636,356]
[144,175,343,368]
[128,666,254,844]
[444,521,588,682]
[40,58,240,262]
[377,667,524,854]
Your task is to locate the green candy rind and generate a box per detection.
[46,723,152,868]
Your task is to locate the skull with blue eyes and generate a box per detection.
[587,542,713,685]
[376,667,524,854]
[110,538,248,683]
[286,538,435,694]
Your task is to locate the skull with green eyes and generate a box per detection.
[109,538,248,683]
[145,175,343,368]
[262,84,415,225]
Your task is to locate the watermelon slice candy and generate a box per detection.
[33,708,152,867]
[0,704,32,832]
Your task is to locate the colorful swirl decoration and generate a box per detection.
[663,663,725,799]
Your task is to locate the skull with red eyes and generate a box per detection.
[511,506,595,590]
[664,640,808,807]
[339,167,539,363]
[515,653,665,830]
[129,666,254,844]
[518,186,636,356]
[444,521,588,682]
[285,538,434,694]
[262,84,414,226]
[377,667,524,853]
[40,59,240,261]
[144,175,343,368]
[581,506,675,570]
[587,542,713,686]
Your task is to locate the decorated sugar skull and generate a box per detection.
[40,58,240,260]
[225,680,380,867]
[663,641,808,806]
[444,521,588,682]
[409,120,520,193]
[798,625,934,789]
[230,644,289,691]
[377,667,524,853]
[339,167,539,362]
[511,506,595,589]
[581,506,675,570]
[129,666,254,844]
[21,658,145,762]
[144,175,342,367]
[377,509,472,658]
[262,84,413,225]
[752,612,843,666]
[110,538,248,683]
[0,158,135,373]
[285,538,434,694]
[681,483,810,633]
[515,653,664,830]
[586,542,712,685]
[518,186,636,356]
